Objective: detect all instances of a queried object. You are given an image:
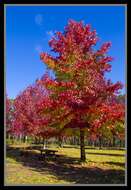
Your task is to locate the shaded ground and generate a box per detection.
[6,145,125,185]
[87,152,125,157]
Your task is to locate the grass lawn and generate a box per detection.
[5,144,126,185]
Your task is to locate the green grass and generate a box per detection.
[5,144,126,185]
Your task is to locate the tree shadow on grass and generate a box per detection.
[86,152,125,157]
[88,160,125,168]
[6,145,125,184]
[104,161,125,167]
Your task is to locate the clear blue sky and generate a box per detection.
[6,5,126,99]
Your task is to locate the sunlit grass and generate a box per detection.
[6,144,125,185]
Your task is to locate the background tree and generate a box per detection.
[11,77,52,142]
[6,95,14,139]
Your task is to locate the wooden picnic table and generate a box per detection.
[39,149,58,160]
[26,146,58,159]
[40,149,58,156]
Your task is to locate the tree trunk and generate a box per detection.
[25,136,28,143]
[35,137,39,144]
[58,136,63,147]
[80,128,86,162]
[8,134,10,140]
[42,138,46,149]
[120,140,122,147]
[23,136,26,143]
[19,134,22,142]
[113,136,115,147]
[99,137,102,149]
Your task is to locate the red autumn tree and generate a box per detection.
[38,19,124,161]
[6,95,14,137]
[88,98,125,147]
[11,78,57,141]
[6,95,11,127]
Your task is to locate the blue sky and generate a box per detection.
[6,5,126,99]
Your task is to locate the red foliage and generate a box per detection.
[10,20,125,141]
[11,78,58,138]
[38,19,124,136]
[6,95,13,133]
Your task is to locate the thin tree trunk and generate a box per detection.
[113,136,115,147]
[99,137,102,149]
[80,128,86,162]
[25,136,28,143]
[42,137,46,149]
[19,134,22,142]
[23,136,26,143]
[58,136,63,147]
[120,140,122,147]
